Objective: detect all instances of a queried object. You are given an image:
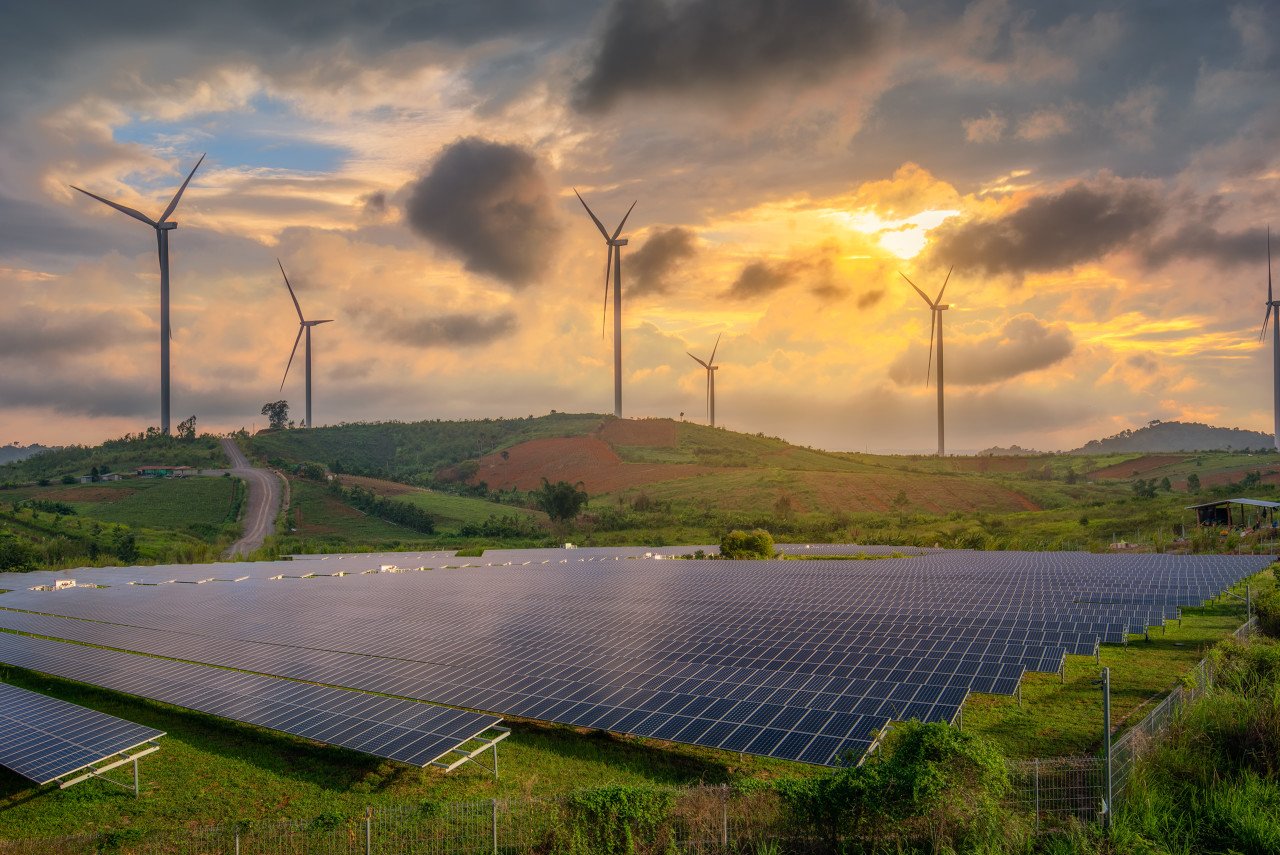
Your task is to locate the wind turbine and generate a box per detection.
[277,260,333,429]
[1260,227,1279,451]
[900,266,954,456]
[687,333,722,427]
[575,189,636,418]
[72,154,205,435]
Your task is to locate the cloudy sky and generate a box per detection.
[2,0,1277,452]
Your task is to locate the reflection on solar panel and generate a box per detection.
[0,682,163,786]
[0,634,501,768]
[0,549,1265,766]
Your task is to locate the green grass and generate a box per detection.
[45,478,238,531]
[389,490,543,530]
[286,478,439,546]
[0,667,811,840]
[965,568,1275,759]
[0,435,226,484]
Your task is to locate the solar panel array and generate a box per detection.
[0,549,1264,766]
[0,682,164,785]
[0,633,501,768]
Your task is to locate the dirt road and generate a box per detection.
[220,437,282,558]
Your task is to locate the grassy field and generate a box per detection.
[0,664,809,840]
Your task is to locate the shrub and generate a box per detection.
[1255,588,1280,639]
[556,785,676,855]
[720,528,775,559]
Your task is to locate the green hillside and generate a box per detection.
[0,434,226,483]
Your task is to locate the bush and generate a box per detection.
[556,785,676,855]
[720,528,775,559]
[0,535,36,572]
[1255,588,1280,639]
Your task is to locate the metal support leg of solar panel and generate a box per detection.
[58,743,162,797]
[428,726,510,777]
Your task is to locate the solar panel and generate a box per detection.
[0,548,1264,767]
[0,634,501,768]
[0,682,164,785]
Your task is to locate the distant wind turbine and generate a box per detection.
[687,333,722,427]
[277,260,334,429]
[72,154,205,435]
[575,189,637,418]
[1260,227,1279,451]
[900,266,954,456]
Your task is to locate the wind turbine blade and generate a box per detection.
[925,311,936,388]
[898,272,933,307]
[688,352,710,369]
[1261,306,1272,342]
[281,325,304,390]
[158,153,205,223]
[1268,225,1272,304]
[601,247,612,339]
[610,200,638,240]
[935,265,954,305]
[311,319,335,325]
[71,186,156,226]
[574,189,610,239]
[278,259,305,322]
[708,332,721,365]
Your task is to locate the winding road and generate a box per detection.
[220,438,283,558]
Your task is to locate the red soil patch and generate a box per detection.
[1087,455,1189,479]
[1172,465,1280,490]
[597,418,679,448]
[43,485,137,503]
[469,436,722,493]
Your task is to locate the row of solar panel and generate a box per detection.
[0,682,165,785]
[0,633,500,768]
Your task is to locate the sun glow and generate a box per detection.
[824,208,960,259]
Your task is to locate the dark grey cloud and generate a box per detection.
[726,260,802,300]
[574,0,883,113]
[1145,223,1269,268]
[929,179,1164,277]
[0,307,147,359]
[404,138,561,287]
[0,195,120,260]
[890,315,1075,387]
[627,227,697,297]
[856,288,885,309]
[383,311,518,348]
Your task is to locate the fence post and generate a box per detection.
[492,798,498,855]
[234,829,240,855]
[365,806,372,855]
[1102,667,1112,830]
[722,784,729,849]
[1033,758,1040,833]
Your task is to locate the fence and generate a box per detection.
[2,619,1261,854]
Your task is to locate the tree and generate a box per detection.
[1132,478,1157,499]
[89,465,100,482]
[260,400,290,430]
[534,479,589,522]
[1159,476,1172,492]
[891,489,910,523]
[113,531,140,565]
[720,529,775,559]
[0,534,36,572]
[1187,473,1201,493]
[176,414,197,440]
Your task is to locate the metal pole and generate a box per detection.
[613,243,623,418]
[1102,667,1113,830]
[492,798,498,855]
[722,784,729,848]
[133,757,139,798]
[493,741,499,779]
[936,308,945,456]
[1247,584,1252,621]
[365,806,372,855]
[305,325,313,429]
[157,226,172,434]
[234,830,240,855]
[1034,758,1040,833]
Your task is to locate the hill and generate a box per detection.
[0,443,54,465]
[1072,421,1275,454]
[0,434,226,483]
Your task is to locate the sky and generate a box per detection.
[1,0,1277,453]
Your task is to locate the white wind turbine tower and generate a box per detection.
[687,333,722,427]
[277,260,334,429]
[1260,227,1279,451]
[72,154,205,435]
[900,266,954,456]
[575,189,636,418]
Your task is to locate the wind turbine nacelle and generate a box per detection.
[611,238,629,247]
[158,221,178,230]
[937,304,951,310]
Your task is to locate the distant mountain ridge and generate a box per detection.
[0,444,53,465]
[1071,421,1275,454]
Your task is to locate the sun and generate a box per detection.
[826,208,960,259]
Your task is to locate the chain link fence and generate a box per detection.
[2,619,1260,855]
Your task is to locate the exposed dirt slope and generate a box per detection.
[1087,455,1189,479]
